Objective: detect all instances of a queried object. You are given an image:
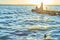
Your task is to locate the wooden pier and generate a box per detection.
[32,3,60,16]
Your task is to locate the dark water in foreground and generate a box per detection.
[0,5,60,40]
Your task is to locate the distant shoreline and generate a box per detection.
[0,4,36,6]
[45,5,60,6]
[0,4,60,6]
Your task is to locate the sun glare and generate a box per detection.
[29,0,41,4]
[30,0,54,5]
[43,0,54,5]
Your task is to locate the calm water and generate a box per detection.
[0,5,60,40]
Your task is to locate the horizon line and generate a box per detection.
[0,4,60,6]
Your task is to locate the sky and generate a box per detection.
[0,0,60,5]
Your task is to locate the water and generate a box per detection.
[0,5,60,40]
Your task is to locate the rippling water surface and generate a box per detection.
[0,5,60,40]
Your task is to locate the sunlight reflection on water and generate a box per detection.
[0,5,60,40]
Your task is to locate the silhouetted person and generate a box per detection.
[44,34,47,38]
[46,7,47,10]
[36,6,38,9]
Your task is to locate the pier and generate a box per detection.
[32,2,60,16]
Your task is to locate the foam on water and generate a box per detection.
[0,5,60,40]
